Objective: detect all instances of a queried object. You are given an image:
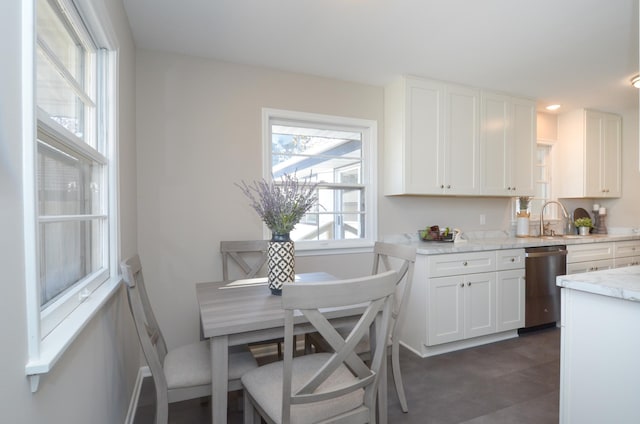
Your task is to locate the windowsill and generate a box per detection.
[25,276,123,392]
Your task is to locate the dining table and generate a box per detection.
[196,272,389,424]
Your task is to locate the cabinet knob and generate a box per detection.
[447,185,451,189]
[510,258,515,262]
[463,261,468,266]
[441,184,445,189]
[467,282,471,286]
[460,283,464,287]
[513,186,516,191]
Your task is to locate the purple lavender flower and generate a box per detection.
[237,173,318,235]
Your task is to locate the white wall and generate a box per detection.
[0,0,141,422]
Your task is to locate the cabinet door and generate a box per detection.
[496,269,525,331]
[479,93,535,196]
[444,85,480,195]
[510,97,536,196]
[464,272,496,338]
[427,276,465,345]
[601,113,621,197]
[480,92,510,195]
[406,79,446,194]
[584,110,603,197]
[584,110,621,198]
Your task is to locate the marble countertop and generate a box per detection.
[383,233,640,255]
[556,266,640,302]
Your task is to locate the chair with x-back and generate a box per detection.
[220,240,293,358]
[121,254,258,424]
[220,240,269,282]
[241,270,399,424]
[306,241,416,413]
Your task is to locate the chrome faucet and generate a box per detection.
[539,200,570,236]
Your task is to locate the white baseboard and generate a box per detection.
[124,366,151,424]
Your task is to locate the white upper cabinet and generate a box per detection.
[557,109,621,198]
[384,76,480,195]
[480,91,536,196]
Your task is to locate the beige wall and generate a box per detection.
[0,0,141,422]
[135,49,640,350]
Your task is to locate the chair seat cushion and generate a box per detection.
[164,341,257,389]
[241,353,365,423]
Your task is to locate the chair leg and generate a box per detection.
[243,390,254,424]
[391,340,409,413]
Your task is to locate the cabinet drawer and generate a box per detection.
[567,259,614,274]
[614,256,640,268]
[614,241,640,258]
[427,251,495,277]
[567,243,613,263]
[496,249,525,271]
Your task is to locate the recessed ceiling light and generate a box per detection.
[631,75,640,88]
[546,104,561,111]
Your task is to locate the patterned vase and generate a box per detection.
[267,233,295,295]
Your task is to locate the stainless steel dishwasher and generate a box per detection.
[524,245,567,328]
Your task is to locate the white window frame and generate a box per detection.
[262,108,377,255]
[22,0,120,392]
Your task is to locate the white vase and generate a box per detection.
[516,217,530,237]
[267,233,295,295]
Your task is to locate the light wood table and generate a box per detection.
[196,272,388,424]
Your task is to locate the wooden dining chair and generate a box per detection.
[220,240,295,359]
[306,241,417,413]
[241,270,399,424]
[121,254,258,424]
[220,240,269,281]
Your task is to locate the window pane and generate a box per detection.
[271,125,362,179]
[36,0,83,81]
[38,140,102,216]
[39,219,103,307]
[37,48,90,140]
[292,187,364,241]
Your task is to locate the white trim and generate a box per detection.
[26,276,122,391]
[23,0,122,391]
[124,366,151,424]
[261,108,378,249]
[23,0,41,364]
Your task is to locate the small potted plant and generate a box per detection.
[516,196,531,237]
[574,217,593,236]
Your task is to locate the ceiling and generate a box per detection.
[123,0,639,114]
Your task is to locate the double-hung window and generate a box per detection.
[25,0,117,388]
[263,109,377,251]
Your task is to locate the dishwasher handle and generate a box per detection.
[525,249,568,258]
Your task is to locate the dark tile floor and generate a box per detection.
[135,327,560,424]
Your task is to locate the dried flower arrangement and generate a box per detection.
[236,173,318,235]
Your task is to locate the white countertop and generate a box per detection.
[384,233,640,255]
[556,266,640,302]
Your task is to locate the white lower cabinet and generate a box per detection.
[496,269,525,331]
[427,272,496,345]
[614,240,640,267]
[401,249,524,357]
[567,243,614,274]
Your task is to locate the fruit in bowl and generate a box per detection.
[419,225,452,241]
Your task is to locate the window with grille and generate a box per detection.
[264,109,377,250]
[35,0,111,337]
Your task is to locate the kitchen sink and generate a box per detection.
[537,235,585,240]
